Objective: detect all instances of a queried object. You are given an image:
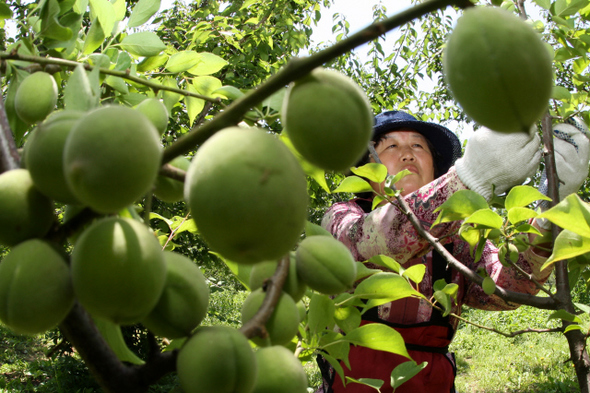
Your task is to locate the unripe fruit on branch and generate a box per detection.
[249,253,307,302]
[282,68,373,172]
[71,217,166,325]
[63,105,163,213]
[24,110,84,204]
[15,71,57,124]
[443,7,553,133]
[0,239,74,335]
[184,127,308,264]
[296,236,357,295]
[0,169,54,247]
[241,288,300,347]
[251,346,308,393]
[177,326,257,393]
[135,97,169,136]
[482,276,496,296]
[142,251,210,339]
[153,156,190,203]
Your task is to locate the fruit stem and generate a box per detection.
[240,254,289,340]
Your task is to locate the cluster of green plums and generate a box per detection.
[0,65,371,393]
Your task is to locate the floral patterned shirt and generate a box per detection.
[321,167,551,331]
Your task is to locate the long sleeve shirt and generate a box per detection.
[321,167,551,331]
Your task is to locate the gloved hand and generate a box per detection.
[537,117,590,229]
[455,126,542,201]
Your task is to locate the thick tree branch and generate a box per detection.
[0,96,20,173]
[162,0,475,164]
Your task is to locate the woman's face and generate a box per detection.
[370,130,435,196]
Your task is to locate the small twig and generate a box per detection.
[0,52,220,103]
[368,143,557,309]
[240,255,289,339]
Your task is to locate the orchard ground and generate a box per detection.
[0,286,580,393]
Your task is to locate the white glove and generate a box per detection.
[455,126,542,201]
[537,117,590,229]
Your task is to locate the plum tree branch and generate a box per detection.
[0,53,220,103]
[0,93,20,173]
[240,254,289,340]
[368,144,557,310]
[161,0,475,164]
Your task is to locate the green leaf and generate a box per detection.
[0,2,13,19]
[464,209,503,229]
[165,51,201,73]
[111,0,126,21]
[334,306,361,333]
[367,255,401,273]
[548,309,582,323]
[215,254,252,290]
[345,377,384,390]
[162,77,182,113]
[402,264,425,285]
[433,189,488,226]
[308,293,335,336]
[391,361,428,389]
[344,324,411,359]
[386,169,412,188]
[507,207,538,225]
[355,262,381,281]
[40,0,73,41]
[575,302,590,314]
[505,185,551,210]
[128,0,161,27]
[554,0,587,16]
[83,18,105,54]
[533,0,551,10]
[552,85,572,100]
[104,75,129,94]
[459,225,481,255]
[433,290,452,317]
[322,353,346,387]
[192,76,222,97]
[89,0,115,38]
[187,52,229,76]
[538,194,590,238]
[64,64,99,111]
[137,54,169,72]
[213,85,244,101]
[186,82,205,127]
[319,332,350,367]
[262,88,285,112]
[333,176,373,194]
[120,32,166,57]
[354,273,423,312]
[542,230,590,270]
[351,163,388,183]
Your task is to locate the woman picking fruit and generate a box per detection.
[315,110,590,393]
